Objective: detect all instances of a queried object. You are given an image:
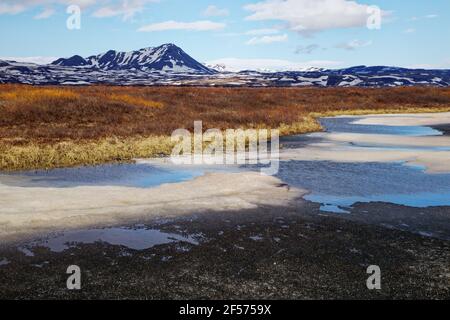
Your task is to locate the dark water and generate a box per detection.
[18,226,200,256]
[275,160,450,212]
[278,117,450,212]
[0,163,204,188]
[318,117,443,136]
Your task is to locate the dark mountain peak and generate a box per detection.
[50,44,214,74]
[96,50,117,65]
[52,55,89,67]
[342,65,367,72]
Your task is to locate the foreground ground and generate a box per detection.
[1,85,450,170]
[0,201,449,300]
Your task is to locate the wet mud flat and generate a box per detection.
[0,202,449,300]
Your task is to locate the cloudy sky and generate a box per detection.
[0,0,449,70]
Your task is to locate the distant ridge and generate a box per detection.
[0,44,448,86]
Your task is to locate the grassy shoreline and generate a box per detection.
[1,85,449,171]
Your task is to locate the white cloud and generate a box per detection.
[217,28,279,37]
[409,14,438,21]
[245,28,279,35]
[335,39,372,51]
[246,34,288,45]
[138,20,226,32]
[93,0,159,21]
[0,1,98,15]
[203,5,229,17]
[244,0,385,35]
[34,7,56,19]
[404,28,416,34]
[0,56,58,64]
[0,3,26,15]
[0,1,156,20]
[206,57,341,72]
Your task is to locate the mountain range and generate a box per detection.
[0,43,449,87]
[51,43,214,74]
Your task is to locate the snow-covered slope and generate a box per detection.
[206,63,229,73]
[0,60,10,67]
[51,44,215,74]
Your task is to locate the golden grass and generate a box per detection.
[278,116,323,136]
[1,85,450,170]
[0,136,174,171]
[0,88,79,102]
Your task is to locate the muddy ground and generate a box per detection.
[0,200,449,300]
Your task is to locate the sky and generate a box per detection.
[0,0,449,70]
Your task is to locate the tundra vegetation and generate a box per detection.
[0,85,449,170]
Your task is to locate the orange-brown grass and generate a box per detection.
[1,85,450,170]
[109,93,164,109]
[0,88,79,102]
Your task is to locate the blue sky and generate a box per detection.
[0,0,449,70]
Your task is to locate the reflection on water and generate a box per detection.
[308,192,450,212]
[275,160,450,212]
[19,226,200,254]
[318,117,443,136]
[277,116,450,212]
[0,163,204,188]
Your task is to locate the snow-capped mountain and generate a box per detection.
[51,43,215,74]
[0,44,449,87]
[206,63,229,73]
